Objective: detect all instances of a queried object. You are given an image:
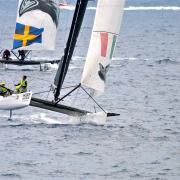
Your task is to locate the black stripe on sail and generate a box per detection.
[19,0,59,27]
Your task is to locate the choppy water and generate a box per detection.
[0,0,180,179]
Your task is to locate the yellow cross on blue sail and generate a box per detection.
[13,23,44,49]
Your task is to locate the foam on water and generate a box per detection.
[29,113,69,124]
[60,6,180,11]
[70,111,107,125]
[28,112,107,125]
[125,6,180,11]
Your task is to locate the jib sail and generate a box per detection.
[81,0,125,95]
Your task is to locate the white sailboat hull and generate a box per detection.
[0,92,32,110]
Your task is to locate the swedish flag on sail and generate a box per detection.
[13,23,44,49]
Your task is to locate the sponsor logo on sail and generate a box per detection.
[19,0,39,16]
[98,63,110,82]
[98,32,117,81]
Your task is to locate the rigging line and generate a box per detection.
[33,90,53,95]
[80,86,106,114]
[71,84,80,107]
[28,50,32,60]
[55,83,81,104]
[24,50,32,59]
[33,85,78,96]
[11,50,20,61]
[62,84,79,89]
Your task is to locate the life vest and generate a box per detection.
[0,86,8,96]
[20,80,27,88]
[16,80,27,93]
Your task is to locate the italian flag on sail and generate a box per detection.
[81,0,125,95]
[100,32,117,59]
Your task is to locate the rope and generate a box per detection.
[32,84,78,96]
[55,83,81,104]
[71,84,80,107]
[80,86,107,114]
[62,85,79,89]
[33,90,52,95]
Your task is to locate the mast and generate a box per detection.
[54,0,88,101]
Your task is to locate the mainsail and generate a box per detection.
[81,0,125,95]
[54,0,89,101]
[13,0,59,50]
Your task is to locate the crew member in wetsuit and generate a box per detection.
[2,49,11,60]
[18,50,25,61]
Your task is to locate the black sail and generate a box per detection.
[54,0,89,101]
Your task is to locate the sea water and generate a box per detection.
[0,0,180,179]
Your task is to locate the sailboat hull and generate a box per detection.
[30,97,89,117]
[0,92,32,110]
[0,59,60,66]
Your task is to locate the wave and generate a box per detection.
[60,6,180,11]
[156,58,179,64]
[125,6,180,11]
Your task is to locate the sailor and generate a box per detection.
[15,75,28,93]
[2,49,11,60]
[18,50,25,61]
[0,81,8,97]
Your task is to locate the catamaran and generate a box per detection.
[0,0,125,122]
[0,0,60,118]
[29,0,125,122]
[0,0,61,69]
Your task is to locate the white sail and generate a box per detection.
[13,0,59,50]
[81,0,125,95]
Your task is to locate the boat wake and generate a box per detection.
[70,111,107,125]
[27,112,107,125]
